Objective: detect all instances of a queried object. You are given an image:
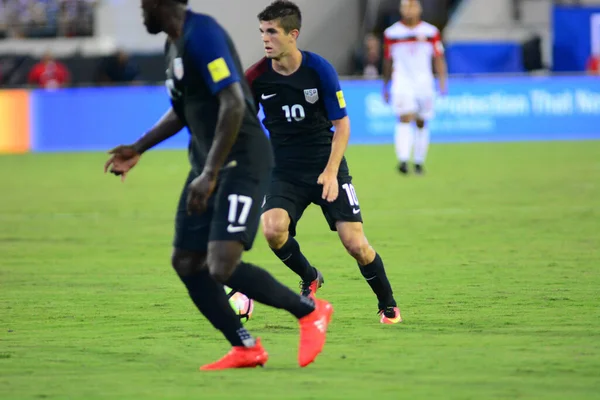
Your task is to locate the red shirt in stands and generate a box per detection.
[587,55,600,74]
[28,61,70,89]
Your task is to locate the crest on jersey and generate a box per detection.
[304,88,319,104]
[173,58,184,80]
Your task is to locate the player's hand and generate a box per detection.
[383,90,390,104]
[439,84,448,96]
[104,145,141,182]
[317,169,339,203]
[186,171,217,215]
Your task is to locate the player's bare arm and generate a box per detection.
[104,107,184,181]
[434,53,448,95]
[187,82,246,215]
[318,116,350,202]
[204,82,246,177]
[382,23,393,102]
[133,107,184,154]
[382,58,392,103]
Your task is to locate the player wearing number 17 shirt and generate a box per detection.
[246,0,401,324]
[103,0,333,370]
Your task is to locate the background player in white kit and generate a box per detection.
[382,0,448,175]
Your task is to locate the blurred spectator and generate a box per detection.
[0,55,28,86]
[353,33,384,79]
[27,51,70,89]
[95,50,140,84]
[0,0,97,39]
[0,1,6,39]
[587,53,600,75]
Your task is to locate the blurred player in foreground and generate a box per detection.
[383,0,448,175]
[245,0,402,324]
[104,0,333,370]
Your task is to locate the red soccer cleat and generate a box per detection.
[379,307,402,324]
[300,269,324,299]
[199,338,268,371]
[297,298,334,367]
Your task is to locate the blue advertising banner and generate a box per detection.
[31,86,187,152]
[30,76,600,153]
[445,42,524,74]
[552,5,600,72]
[344,76,600,144]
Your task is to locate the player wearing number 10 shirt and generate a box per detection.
[246,0,402,324]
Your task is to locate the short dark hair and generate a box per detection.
[257,0,302,33]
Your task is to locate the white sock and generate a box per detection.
[394,122,413,162]
[413,126,430,165]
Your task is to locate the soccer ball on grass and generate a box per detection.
[224,286,254,323]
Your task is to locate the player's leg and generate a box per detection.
[413,91,435,174]
[261,180,323,297]
[171,247,268,370]
[207,172,334,367]
[207,240,316,320]
[413,118,429,174]
[391,85,418,174]
[335,222,401,324]
[321,178,401,324]
[172,172,266,370]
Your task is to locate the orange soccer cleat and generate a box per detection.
[297,298,334,367]
[300,269,324,298]
[379,307,402,324]
[199,338,268,371]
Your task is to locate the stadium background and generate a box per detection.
[1,1,599,399]
[1,0,600,154]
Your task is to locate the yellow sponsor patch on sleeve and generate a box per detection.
[336,90,346,108]
[207,57,231,83]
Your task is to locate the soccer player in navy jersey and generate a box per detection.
[103,0,333,370]
[245,0,402,324]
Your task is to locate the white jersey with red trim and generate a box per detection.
[384,21,443,89]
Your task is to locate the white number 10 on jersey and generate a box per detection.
[342,183,359,206]
[282,104,305,122]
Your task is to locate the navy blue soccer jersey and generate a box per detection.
[245,51,349,179]
[165,11,271,175]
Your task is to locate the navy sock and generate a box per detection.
[226,262,315,319]
[358,253,397,309]
[272,237,317,282]
[180,270,255,347]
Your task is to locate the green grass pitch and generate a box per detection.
[1,141,599,399]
